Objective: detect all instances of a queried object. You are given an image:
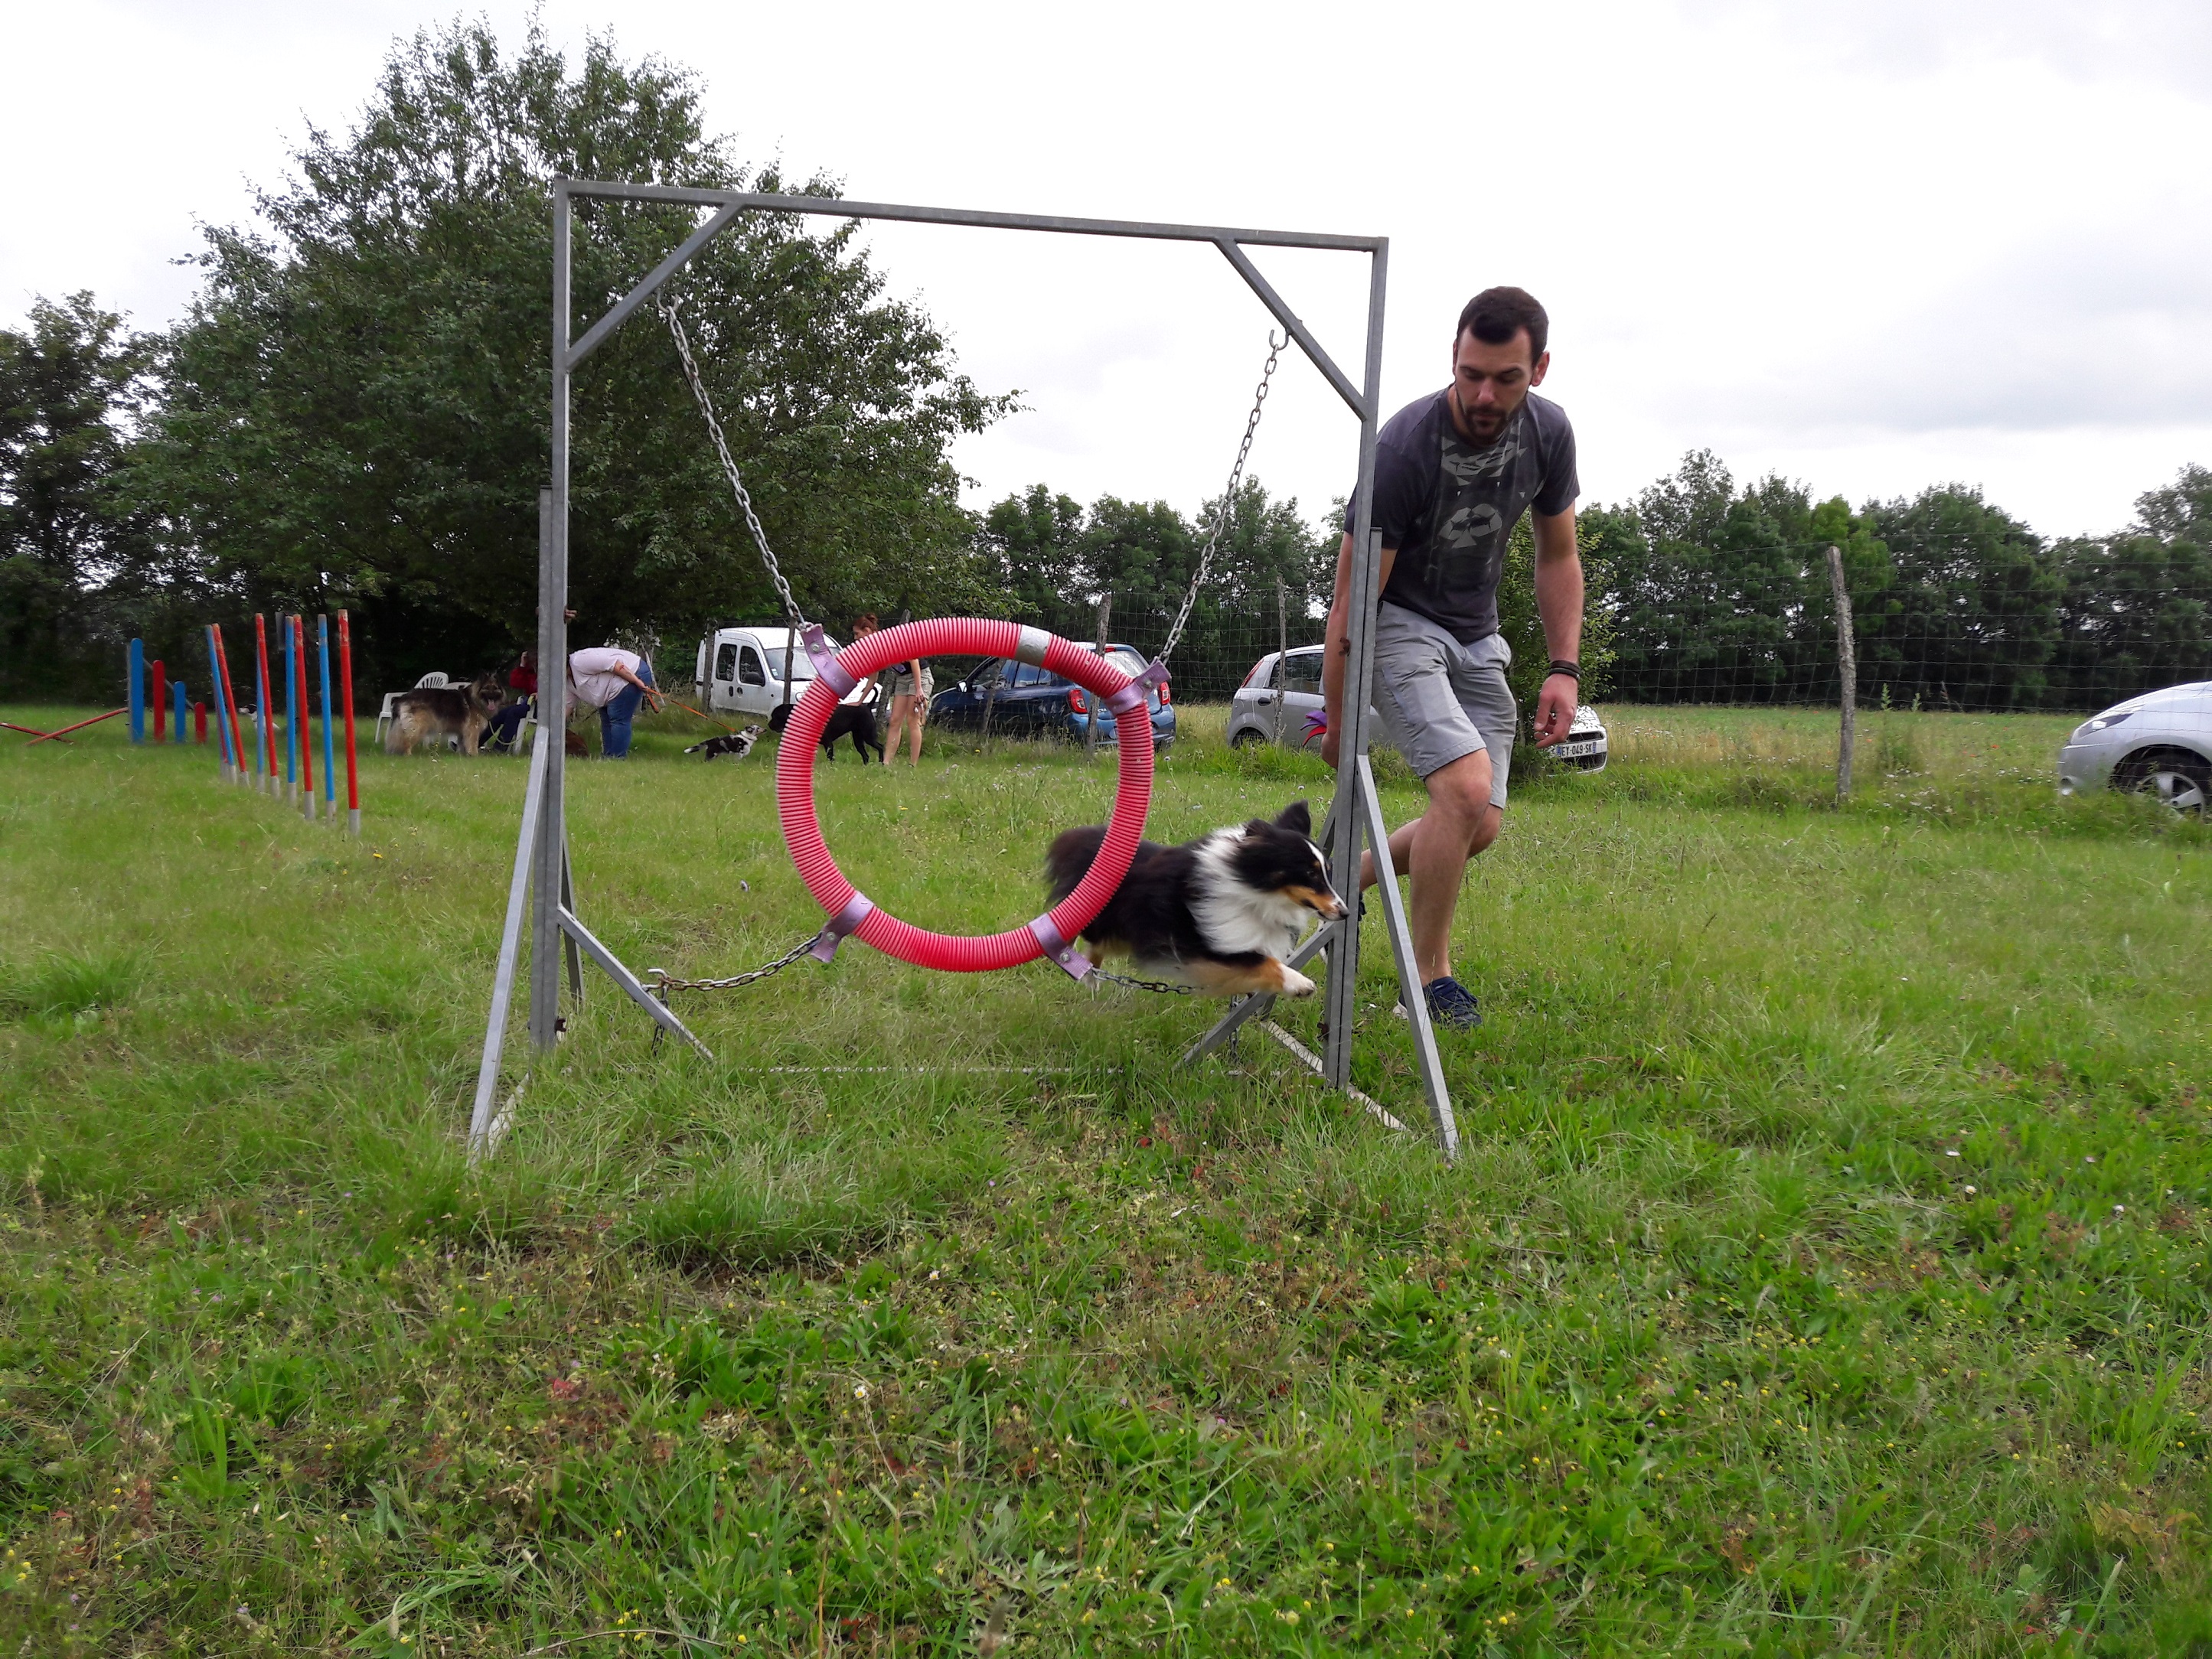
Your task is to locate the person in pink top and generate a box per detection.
[566,647,663,758]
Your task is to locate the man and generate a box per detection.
[566,644,664,758]
[1320,286,1583,1030]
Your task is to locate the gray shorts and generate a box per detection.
[1371,601,1516,804]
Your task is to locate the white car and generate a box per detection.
[1225,645,1609,771]
[691,625,874,719]
[2057,681,2212,810]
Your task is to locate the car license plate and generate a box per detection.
[1553,738,1602,758]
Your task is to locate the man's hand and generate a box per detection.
[1532,671,1578,748]
[1318,706,1340,769]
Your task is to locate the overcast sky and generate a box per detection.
[11,0,2211,538]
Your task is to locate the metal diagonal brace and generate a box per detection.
[556,907,713,1059]
[1355,755,1459,1160]
[1178,916,1335,1066]
[468,728,551,1159]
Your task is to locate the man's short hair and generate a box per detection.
[1456,288,1548,364]
[853,612,879,631]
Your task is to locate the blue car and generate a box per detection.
[928,642,1176,748]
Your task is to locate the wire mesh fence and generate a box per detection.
[1004,524,2212,723]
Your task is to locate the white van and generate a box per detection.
[691,625,875,719]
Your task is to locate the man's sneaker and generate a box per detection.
[1396,976,1481,1031]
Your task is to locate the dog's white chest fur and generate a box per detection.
[1189,830,1316,959]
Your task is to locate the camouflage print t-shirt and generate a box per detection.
[1344,389,1578,644]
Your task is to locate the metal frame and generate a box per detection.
[469,178,1457,1161]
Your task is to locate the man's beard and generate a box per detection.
[1452,388,1519,444]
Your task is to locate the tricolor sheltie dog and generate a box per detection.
[1045,800,1346,997]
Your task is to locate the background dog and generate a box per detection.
[768,694,884,763]
[384,673,504,755]
[1045,800,1345,996]
[684,725,764,760]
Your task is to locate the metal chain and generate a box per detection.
[657,295,807,632]
[1156,330,1288,666]
[648,936,821,996]
[1088,966,1196,996]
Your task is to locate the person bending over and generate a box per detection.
[1320,286,1584,1031]
[566,646,663,759]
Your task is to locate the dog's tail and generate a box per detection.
[1045,824,1107,906]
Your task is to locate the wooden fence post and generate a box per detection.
[1826,543,1856,802]
[1087,592,1111,760]
[1274,575,1289,745]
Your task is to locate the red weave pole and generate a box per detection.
[291,616,313,800]
[25,707,126,745]
[775,619,1154,973]
[152,660,166,740]
[194,702,207,745]
[338,610,360,821]
[253,614,277,779]
[213,624,247,777]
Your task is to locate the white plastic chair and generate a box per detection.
[375,673,455,744]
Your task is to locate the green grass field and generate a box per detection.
[2,702,2208,1656]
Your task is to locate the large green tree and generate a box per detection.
[1859,485,2059,710]
[132,21,1009,688]
[971,477,1332,699]
[0,295,201,700]
[2047,464,2212,706]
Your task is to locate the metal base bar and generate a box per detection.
[556,906,712,1059]
[1256,1020,1410,1135]
[1183,756,1457,1159]
[1179,918,1332,1066]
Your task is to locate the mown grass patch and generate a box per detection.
[0,703,2207,1654]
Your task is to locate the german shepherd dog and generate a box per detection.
[769,693,885,763]
[1045,800,1346,996]
[384,673,504,756]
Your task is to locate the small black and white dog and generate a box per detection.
[684,725,764,761]
[1045,800,1346,997]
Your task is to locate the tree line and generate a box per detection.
[1584,452,2212,710]
[4,20,2207,714]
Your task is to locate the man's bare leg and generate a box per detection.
[1356,748,1501,985]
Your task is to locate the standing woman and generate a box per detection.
[883,634,932,766]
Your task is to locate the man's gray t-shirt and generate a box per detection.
[1345,389,1578,644]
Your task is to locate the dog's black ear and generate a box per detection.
[768,704,791,733]
[1275,800,1312,836]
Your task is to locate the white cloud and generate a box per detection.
[6,0,2209,536]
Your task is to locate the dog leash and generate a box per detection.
[670,697,741,734]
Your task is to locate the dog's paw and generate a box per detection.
[1279,967,1317,999]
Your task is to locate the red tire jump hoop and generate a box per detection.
[775,618,1166,979]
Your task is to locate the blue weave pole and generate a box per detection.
[282,618,299,794]
[317,614,338,813]
[128,639,145,743]
[174,680,188,743]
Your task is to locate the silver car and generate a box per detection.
[1224,645,1609,771]
[1227,646,1327,748]
[2057,681,2212,810]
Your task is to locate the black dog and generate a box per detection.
[769,695,884,763]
